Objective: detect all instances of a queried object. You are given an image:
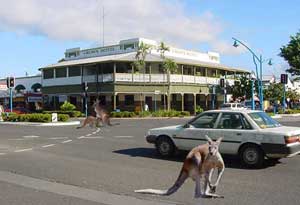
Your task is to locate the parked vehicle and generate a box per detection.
[145,110,300,168]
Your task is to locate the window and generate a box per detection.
[69,66,81,77]
[83,65,97,75]
[55,67,67,78]
[249,112,281,129]
[217,113,243,129]
[43,69,54,79]
[190,113,219,128]
[241,114,252,129]
[124,43,134,50]
[125,95,134,106]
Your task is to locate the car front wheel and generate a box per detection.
[155,136,175,157]
[239,144,264,168]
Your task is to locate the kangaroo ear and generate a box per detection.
[205,135,212,143]
[216,137,223,144]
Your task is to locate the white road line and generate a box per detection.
[42,144,56,148]
[23,135,40,139]
[86,134,92,137]
[0,153,7,155]
[92,132,97,134]
[14,148,33,153]
[78,136,85,139]
[8,139,25,141]
[49,137,69,140]
[61,140,72,144]
[82,136,104,139]
[113,136,134,138]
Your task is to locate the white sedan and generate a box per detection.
[145,110,300,168]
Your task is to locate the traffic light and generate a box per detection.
[220,78,225,88]
[6,77,15,88]
[280,74,288,84]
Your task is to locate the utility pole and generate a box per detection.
[102,6,105,46]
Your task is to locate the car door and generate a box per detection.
[174,112,220,150]
[214,112,255,154]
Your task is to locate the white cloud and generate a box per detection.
[211,40,246,55]
[0,0,243,55]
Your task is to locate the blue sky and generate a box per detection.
[0,0,299,78]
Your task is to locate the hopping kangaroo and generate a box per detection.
[93,99,112,126]
[135,136,225,198]
[76,116,100,129]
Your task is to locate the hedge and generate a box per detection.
[110,110,190,118]
[3,113,69,122]
[278,109,300,114]
[43,110,83,117]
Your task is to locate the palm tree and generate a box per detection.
[158,42,178,111]
[134,42,152,112]
[158,42,170,110]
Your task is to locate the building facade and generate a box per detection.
[0,75,42,111]
[40,38,248,113]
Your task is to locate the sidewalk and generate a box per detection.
[0,121,80,127]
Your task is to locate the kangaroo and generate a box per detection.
[76,116,100,129]
[93,99,112,126]
[135,136,225,198]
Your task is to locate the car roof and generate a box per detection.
[203,109,262,114]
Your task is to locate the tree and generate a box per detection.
[133,42,152,112]
[157,42,178,111]
[230,74,258,100]
[157,42,170,110]
[263,83,284,102]
[280,31,300,76]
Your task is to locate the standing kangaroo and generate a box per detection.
[93,99,112,126]
[135,136,225,198]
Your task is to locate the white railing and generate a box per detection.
[115,73,132,82]
[182,75,195,83]
[103,74,113,82]
[43,76,81,87]
[132,74,150,82]
[43,73,224,86]
[82,75,96,83]
[150,74,167,83]
[170,74,182,83]
[206,77,219,85]
[195,76,207,84]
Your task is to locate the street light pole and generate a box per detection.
[232,37,272,111]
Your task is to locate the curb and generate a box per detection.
[0,121,80,127]
[76,116,194,120]
[271,115,282,119]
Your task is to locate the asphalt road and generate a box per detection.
[0,117,300,205]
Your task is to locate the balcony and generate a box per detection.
[42,73,235,87]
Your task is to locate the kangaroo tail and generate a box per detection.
[134,189,168,195]
[135,169,188,196]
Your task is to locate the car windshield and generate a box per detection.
[248,112,281,129]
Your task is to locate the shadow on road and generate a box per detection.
[113,147,282,169]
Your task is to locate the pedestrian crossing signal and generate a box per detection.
[280,74,288,84]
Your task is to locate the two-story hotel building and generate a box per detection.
[40,38,248,113]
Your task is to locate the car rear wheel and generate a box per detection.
[155,136,175,157]
[239,144,264,168]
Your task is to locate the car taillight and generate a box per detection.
[284,136,300,144]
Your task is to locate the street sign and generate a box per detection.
[154,90,160,94]
[0,84,7,90]
[51,113,58,122]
